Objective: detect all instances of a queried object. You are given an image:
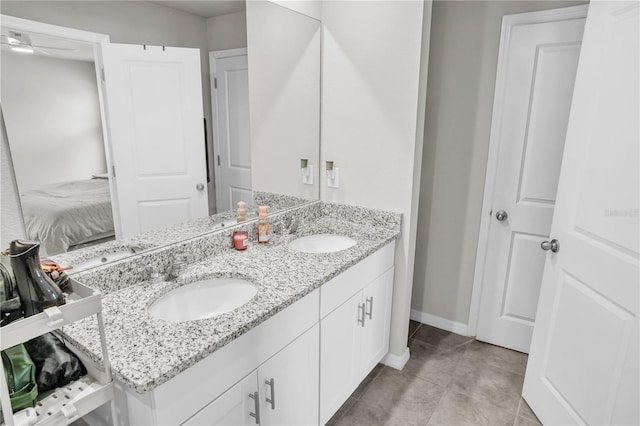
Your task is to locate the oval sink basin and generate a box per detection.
[288,234,357,254]
[148,278,257,322]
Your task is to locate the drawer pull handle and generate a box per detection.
[249,392,260,424]
[265,378,276,410]
[358,303,366,327]
[366,296,374,320]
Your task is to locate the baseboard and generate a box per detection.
[381,346,410,370]
[410,309,471,336]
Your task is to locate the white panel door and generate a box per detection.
[211,49,252,213]
[476,8,586,353]
[523,2,639,425]
[182,371,258,426]
[258,324,319,425]
[101,44,209,238]
[360,268,393,376]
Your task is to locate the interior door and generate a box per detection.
[523,2,639,424]
[210,49,252,213]
[476,8,586,353]
[100,43,209,238]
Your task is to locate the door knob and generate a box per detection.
[541,239,560,253]
[495,210,508,221]
[196,183,205,191]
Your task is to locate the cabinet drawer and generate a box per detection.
[320,242,395,318]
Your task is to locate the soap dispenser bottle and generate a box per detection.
[237,201,247,223]
[9,240,65,318]
[257,206,270,244]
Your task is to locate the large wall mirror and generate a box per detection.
[0,0,321,268]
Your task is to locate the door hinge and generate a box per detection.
[101,68,105,82]
[214,77,217,89]
[111,165,116,178]
[217,155,220,166]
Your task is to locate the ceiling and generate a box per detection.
[150,0,246,18]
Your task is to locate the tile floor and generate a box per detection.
[328,321,542,426]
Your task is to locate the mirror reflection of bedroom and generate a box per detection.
[0,31,114,256]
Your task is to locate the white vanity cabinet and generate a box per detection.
[184,324,319,426]
[319,243,395,425]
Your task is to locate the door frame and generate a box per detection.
[0,15,121,236]
[209,47,249,213]
[467,4,589,338]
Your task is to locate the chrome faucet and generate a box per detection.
[164,254,188,281]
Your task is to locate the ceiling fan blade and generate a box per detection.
[32,46,51,55]
[32,45,79,52]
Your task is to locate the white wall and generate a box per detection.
[1,52,106,189]
[206,11,247,52]
[247,0,321,201]
[0,108,26,249]
[270,0,323,20]
[321,0,431,358]
[411,0,589,327]
[1,0,216,212]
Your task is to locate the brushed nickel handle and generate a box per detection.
[196,182,205,191]
[495,210,508,221]
[358,303,366,327]
[249,392,260,424]
[541,239,560,253]
[365,296,373,320]
[265,378,275,410]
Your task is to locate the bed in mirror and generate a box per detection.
[0,0,321,271]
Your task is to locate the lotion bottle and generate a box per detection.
[237,201,247,223]
[257,206,270,244]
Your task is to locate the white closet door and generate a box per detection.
[211,50,252,212]
[523,2,639,424]
[100,43,208,238]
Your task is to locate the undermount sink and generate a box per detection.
[288,234,357,254]
[148,278,258,322]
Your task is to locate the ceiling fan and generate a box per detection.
[1,31,78,54]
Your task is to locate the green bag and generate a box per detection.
[2,344,38,412]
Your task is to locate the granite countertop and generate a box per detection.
[63,207,400,394]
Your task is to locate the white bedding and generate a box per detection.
[20,179,114,255]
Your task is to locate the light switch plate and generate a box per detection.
[327,167,340,188]
[302,165,314,185]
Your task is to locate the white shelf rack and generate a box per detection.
[0,279,117,426]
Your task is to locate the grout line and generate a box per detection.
[514,397,523,426]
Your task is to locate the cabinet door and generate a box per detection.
[182,371,258,426]
[319,291,363,425]
[258,324,319,426]
[360,268,394,376]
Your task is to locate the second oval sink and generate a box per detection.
[148,278,257,322]
[288,234,357,254]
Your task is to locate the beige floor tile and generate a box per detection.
[403,338,468,386]
[515,414,543,426]
[427,389,517,426]
[337,399,423,426]
[412,324,473,350]
[450,355,524,413]
[327,397,358,425]
[358,367,446,424]
[463,340,528,376]
[517,398,541,424]
[351,363,385,399]
[408,320,421,338]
